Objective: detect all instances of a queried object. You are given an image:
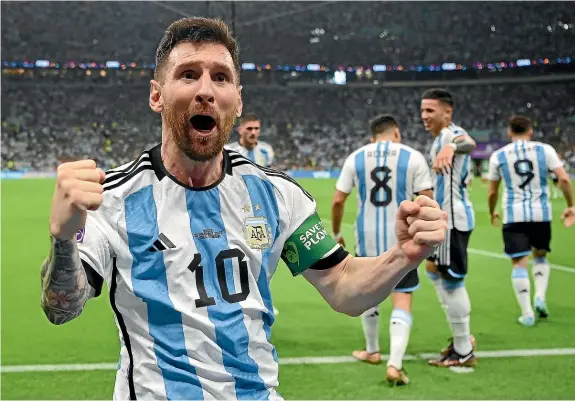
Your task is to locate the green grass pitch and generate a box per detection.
[2,178,574,399]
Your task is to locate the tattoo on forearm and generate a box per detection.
[40,238,94,324]
[453,137,475,154]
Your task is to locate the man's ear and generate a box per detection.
[149,80,163,113]
[236,85,243,117]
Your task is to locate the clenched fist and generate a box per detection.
[49,160,106,240]
[395,195,448,261]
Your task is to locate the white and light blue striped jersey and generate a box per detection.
[429,123,475,231]
[76,145,347,400]
[225,141,274,167]
[487,140,563,224]
[336,140,432,257]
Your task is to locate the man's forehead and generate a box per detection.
[241,120,260,127]
[421,99,442,108]
[168,41,235,70]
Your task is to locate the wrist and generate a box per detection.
[447,143,457,151]
[334,232,343,241]
[384,244,418,271]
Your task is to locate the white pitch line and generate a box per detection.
[2,348,575,373]
[326,220,575,274]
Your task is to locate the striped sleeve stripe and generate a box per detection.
[104,153,151,185]
[103,164,154,192]
[230,159,314,202]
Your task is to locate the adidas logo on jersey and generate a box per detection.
[148,233,176,252]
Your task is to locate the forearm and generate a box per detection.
[319,245,416,317]
[450,136,476,154]
[558,178,574,207]
[40,237,94,325]
[488,191,499,215]
[331,202,345,235]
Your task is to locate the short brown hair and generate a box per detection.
[238,113,260,125]
[421,88,455,107]
[508,115,532,135]
[369,114,399,136]
[154,17,240,81]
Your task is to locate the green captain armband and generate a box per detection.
[281,212,347,275]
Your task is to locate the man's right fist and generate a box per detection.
[49,160,106,240]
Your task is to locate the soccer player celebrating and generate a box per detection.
[226,113,274,167]
[421,88,478,368]
[486,115,574,326]
[40,17,448,400]
[332,115,433,386]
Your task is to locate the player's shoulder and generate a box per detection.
[225,141,241,150]
[101,144,161,202]
[226,149,314,203]
[257,141,274,151]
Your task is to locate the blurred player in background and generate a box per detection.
[550,153,570,199]
[226,113,274,167]
[332,115,433,385]
[480,159,490,185]
[421,88,478,367]
[486,116,575,326]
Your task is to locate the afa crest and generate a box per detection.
[243,217,272,250]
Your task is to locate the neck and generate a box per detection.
[374,134,393,143]
[161,138,223,188]
[239,137,256,150]
[511,135,530,142]
[432,121,451,137]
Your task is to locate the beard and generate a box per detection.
[165,104,237,162]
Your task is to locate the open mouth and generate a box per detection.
[190,115,217,132]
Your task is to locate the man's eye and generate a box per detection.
[182,71,195,79]
[215,73,228,82]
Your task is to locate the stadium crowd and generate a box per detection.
[2,79,575,172]
[2,2,574,65]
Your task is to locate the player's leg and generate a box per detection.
[530,222,552,318]
[429,230,476,367]
[386,271,418,386]
[352,305,381,364]
[503,223,535,326]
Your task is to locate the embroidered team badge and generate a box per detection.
[243,217,272,250]
[76,226,85,243]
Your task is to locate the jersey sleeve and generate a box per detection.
[76,203,117,296]
[545,145,563,171]
[265,145,275,166]
[274,177,349,276]
[335,154,355,194]
[411,151,433,194]
[486,152,501,181]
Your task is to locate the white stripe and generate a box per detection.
[105,154,151,180]
[103,161,153,189]
[3,348,575,373]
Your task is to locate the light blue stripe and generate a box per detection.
[435,133,444,208]
[390,308,413,326]
[247,149,255,162]
[447,268,466,279]
[461,155,474,230]
[241,175,280,364]
[521,141,533,221]
[534,257,547,264]
[396,148,410,206]
[125,186,204,400]
[512,267,529,279]
[186,189,269,399]
[426,271,440,281]
[394,283,420,293]
[515,142,527,222]
[382,141,390,252]
[498,151,514,223]
[506,250,531,258]
[536,145,550,221]
[376,142,382,255]
[260,148,269,166]
[442,279,465,290]
[355,151,367,256]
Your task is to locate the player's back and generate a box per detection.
[343,140,432,257]
[489,140,557,223]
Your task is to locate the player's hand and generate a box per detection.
[395,196,448,262]
[433,144,455,175]
[561,206,575,228]
[490,212,501,227]
[49,160,106,240]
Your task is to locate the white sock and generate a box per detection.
[360,306,380,354]
[388,308,412,370]
[443,280,473,355]
[532,257,550,302]
[427,271,448,311]
[512,266,534,317]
